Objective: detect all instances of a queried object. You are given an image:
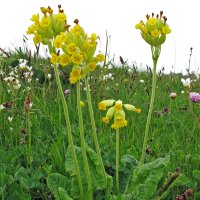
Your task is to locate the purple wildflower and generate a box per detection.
[189,92,200,102]
[64,89,71,96]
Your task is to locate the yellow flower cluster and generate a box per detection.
[99,100,141,129]
[135,11,171,46]
[27,5,105,84]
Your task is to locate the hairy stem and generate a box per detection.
[140,56,158,165]
[77,80,93,200]
[53,64,84,198]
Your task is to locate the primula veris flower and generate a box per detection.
[70,24,83,35]
[98,99,115,110]
[31,14,40,23]
[80,101,85,107]
[69,68,82,84]
[59,54,71,66]
[71,53,83,64]
[53,35,64,48]
[50,53,59,64]
[27,5,105,84]
[135,11,171,47]
[33,34,42,45]
[99,99,141,129]
[96,54,105,62]
[189,92,200,102]
[65,43,78,55]
[56,13,67,22]
[88,62,97,72]
[40,16,51,28]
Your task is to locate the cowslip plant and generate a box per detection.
[98,99,141,194]
[27,5,106,199]
[135,11,171,164]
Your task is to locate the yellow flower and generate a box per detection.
[123,104,141,113]
[40,16,51,28]
[88,62,96,71]
[65,43,77,55]
[80,101,85,107]
[102,116,109,124]
[31,14,39,23]
[141,26,148,34]
[56,13,67,22]
[151,29,161,38]
[99,99,140,129]
[147,18,157,27]
[162,25,171,34]
[71,24,82,35]
[26,23,39,34]
[71,53,83,64]
[59,54,70,66]
[53,35,63,48]
[69,68,82,84]
[33,34,42,45]
[111,116,127,129]
[135,12,171,47]
[98,102,106,110]
[98,100,115,110]
[114,100,123,111]
[50,53,59,64]
[135,21,144,29]
[89,33,97,46]
[96,54,105,62]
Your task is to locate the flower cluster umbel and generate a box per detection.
[135,11,171,46]
[98,100,141,129]
[26,5,105,84]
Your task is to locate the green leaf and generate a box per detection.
[118,154,139,193]
[65,145,112,199]
[0,172,14,194]
[7,182,32,200]
[127,156,170,200]
[192,170,200,180]
[14,167,42,189]
[58,187,73,200]
[47,173,71,199]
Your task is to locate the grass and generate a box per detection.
[0,47,200,199]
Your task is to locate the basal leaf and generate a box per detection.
[47,173,70,199]
[127,156,170,200]
[65,145,112,199]
[58,187,73,200]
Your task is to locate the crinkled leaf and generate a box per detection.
[14,167,41,189]
[65,145,112,199]
[118,154,139,193]
[127,156,170,200]
[47,173,70,199]
[58,187,73,200]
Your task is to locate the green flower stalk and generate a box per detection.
[98,99,141,194]
[85,76,109,191]
[53,63,84,198]
[77,80,93,200]
[135,11,171,165]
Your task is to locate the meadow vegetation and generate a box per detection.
[0,5,200,200]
